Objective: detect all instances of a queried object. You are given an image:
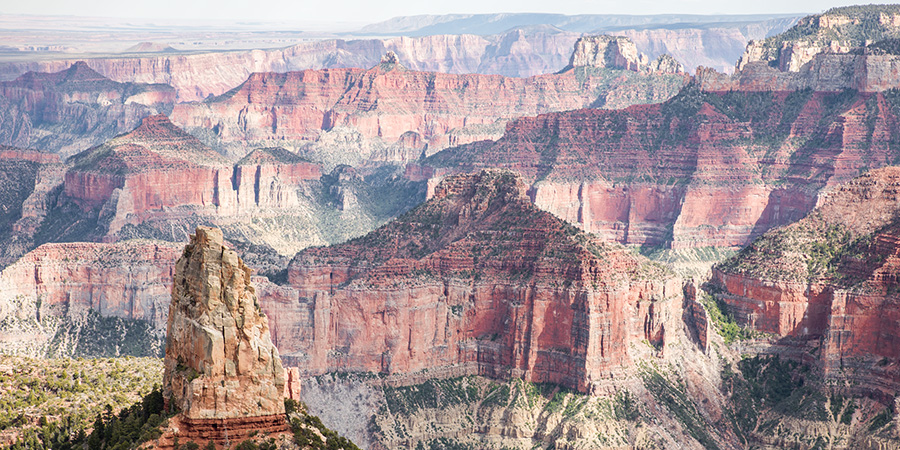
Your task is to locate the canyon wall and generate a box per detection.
[0,62,175,156]
[0,240,179,356]
[712,166,900,396]
[169,49,687,160]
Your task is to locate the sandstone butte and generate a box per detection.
[159,226,289,447]
[712,166,900,400]
[60,114,320,243]
[261,170,683,394]
[0,61,175,157]
[169,37,688,160]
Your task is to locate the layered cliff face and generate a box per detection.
[0,62,175,157]
[713,166,900,391]
[170,52,687,161]
[164,226,285,420]
[273,170,683,394]
[46,115,422,257]
[426,84,900,249]
[0,240,179,357]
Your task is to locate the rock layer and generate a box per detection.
[163,226,286,420]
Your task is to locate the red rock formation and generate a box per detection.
[58,116,329,247]
[713,166,900,395]
[169,58,687,159]
[0,62,174,156]
[426,87,900,248]
[268,170,682,393]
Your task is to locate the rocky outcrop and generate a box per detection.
[163,226,287,429]
[564,36,642,71]
[562,35,684,74]
[270,170,683,393]
[425,85,900,249]
[737,5,900,72]
[0,62,175,157]
[170,60,686,160]
[713,166,900,395]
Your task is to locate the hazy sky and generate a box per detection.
[0,0,868,25]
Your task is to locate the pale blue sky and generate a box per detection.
[0,0,869,24]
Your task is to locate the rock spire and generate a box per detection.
[163,226,286,419]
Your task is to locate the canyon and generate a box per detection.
[0,18,795,102]
[169,38,687,161]
[5,5,900,450]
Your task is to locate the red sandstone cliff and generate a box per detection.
[0,240,179,356]
[0,62,175,157]
[425,85,900,249]
[713,166,900,395]
[268,170,682,393]
[169,53,687,160]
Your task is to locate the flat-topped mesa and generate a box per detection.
[562,35,684,74]
[163,226,286,421]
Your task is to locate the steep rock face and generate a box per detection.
[0,62,175,156]
[0,241,179,356]
[426,86,900,249]
[163,226,286,420]
[171,61,686,160]
[562,35,684,74]
[273,170,682,393]
[713,166,900,393]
